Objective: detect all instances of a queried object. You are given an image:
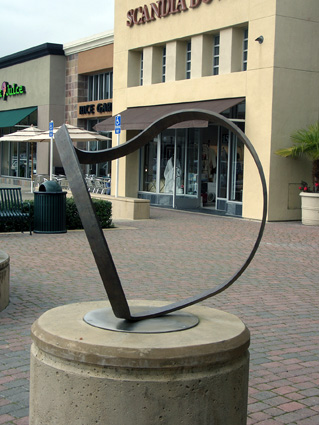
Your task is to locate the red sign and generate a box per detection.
[127,0,213,27]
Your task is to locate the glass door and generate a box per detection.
[175,129,200,209]
[217,128,229,206]
[229,135,244,203]
[216,127,244,214]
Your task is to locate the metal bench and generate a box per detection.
[0,188,32,235]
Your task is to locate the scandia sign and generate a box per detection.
[127,0,213,27]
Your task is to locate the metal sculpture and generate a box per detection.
[54,109,267,323]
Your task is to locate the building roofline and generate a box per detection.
[63,30,114,56]
[0,43,64,69]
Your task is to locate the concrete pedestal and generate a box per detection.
[30,301,250,425]
[0,250,9,312]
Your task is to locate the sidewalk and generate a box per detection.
[0,207,318,425]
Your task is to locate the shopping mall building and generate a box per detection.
[96,0,319,221]
[0,32,114,185]
[1,0,318,221]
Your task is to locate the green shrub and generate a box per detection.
[66,198,113,230]
[0,197,112,233]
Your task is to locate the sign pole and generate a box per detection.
[30,142,34,193]
[49,120,54,180]
[115,115,121,198]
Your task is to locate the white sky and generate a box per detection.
[1,0,115,57]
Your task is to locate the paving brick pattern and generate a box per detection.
[0,207,318,424]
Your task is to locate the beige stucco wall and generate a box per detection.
[113,0,319,220]
[78,44,113,74]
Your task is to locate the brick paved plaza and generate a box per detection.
[0,207,318,424]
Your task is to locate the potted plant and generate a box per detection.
[275,122,319,225]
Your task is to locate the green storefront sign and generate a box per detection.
[1,81,26,101]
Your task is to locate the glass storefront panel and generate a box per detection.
[11,143,18,177]
[96,140,111,177]
[0,109,38,179]
[218,127,229,199]
[175,129,186,195]
[19,143,27,178]
[229,135,244,202]
[140,129,199,200]
[161,130,175,193]
[186,129,200,196]
[141,138,157,192]
[1,141,10,176]
[1,140,35,178]
[79,119,112,178]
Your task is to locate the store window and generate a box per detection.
[1,141,36,178]
[140,129,199,198]
[77,120,112,178]
[162,46,166,83]
[88,72,113,101]
[141,137,158,192]
[242,28,248,71]
[218,128,229,199]
[229,134,244,202]
[140,51,144,86]
[0,109,37,178]
[186,41,191,79]
[213,34,220,75]
[139,102,245,214]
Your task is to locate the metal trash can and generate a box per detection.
[34,181,67,234]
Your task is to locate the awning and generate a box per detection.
[0,106,37,128]
[95,98,245,132]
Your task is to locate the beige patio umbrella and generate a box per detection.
[31,124,111,180]
[0,125,45,192]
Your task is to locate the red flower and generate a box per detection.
[304,186,308,191]
[299,186,302,190]
[315,183,319,187]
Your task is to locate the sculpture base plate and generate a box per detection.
[84,307,199,333]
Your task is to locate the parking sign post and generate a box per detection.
[115,115,121,198]
[49,121,54,180]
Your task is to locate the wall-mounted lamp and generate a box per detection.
[255,36,264,44]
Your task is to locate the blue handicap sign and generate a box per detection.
[115,115,121,134]
[49,121,54,137]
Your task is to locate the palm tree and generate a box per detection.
[275,122,319,191]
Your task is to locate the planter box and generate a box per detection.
[300,192,319,226]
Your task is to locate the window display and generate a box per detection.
[139,122,244,212]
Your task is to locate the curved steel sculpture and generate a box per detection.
[55,109,267,322]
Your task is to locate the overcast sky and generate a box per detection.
[1,0,115,57]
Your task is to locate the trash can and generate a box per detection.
[34,181,67,234]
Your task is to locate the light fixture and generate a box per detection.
[255,36,264,44]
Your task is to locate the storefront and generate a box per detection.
[98,98,245,214]
[139,111,245,215]
[63,31,114,179]
[0,43,66,186]
[97,0,319,221]
[0,33,114,187]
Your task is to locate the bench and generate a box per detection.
[0,188,32,235]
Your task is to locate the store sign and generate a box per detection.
[127,0,213,27]
[79,102,112,115]
[0,81,26,101]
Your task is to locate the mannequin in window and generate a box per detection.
[164,155,181,193]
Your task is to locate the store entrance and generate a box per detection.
[201,125,244,216]
[200,126,218,209]
[139,128,201,209]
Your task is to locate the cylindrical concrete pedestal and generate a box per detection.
[30,301,250,425]
[0,250,9,312]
